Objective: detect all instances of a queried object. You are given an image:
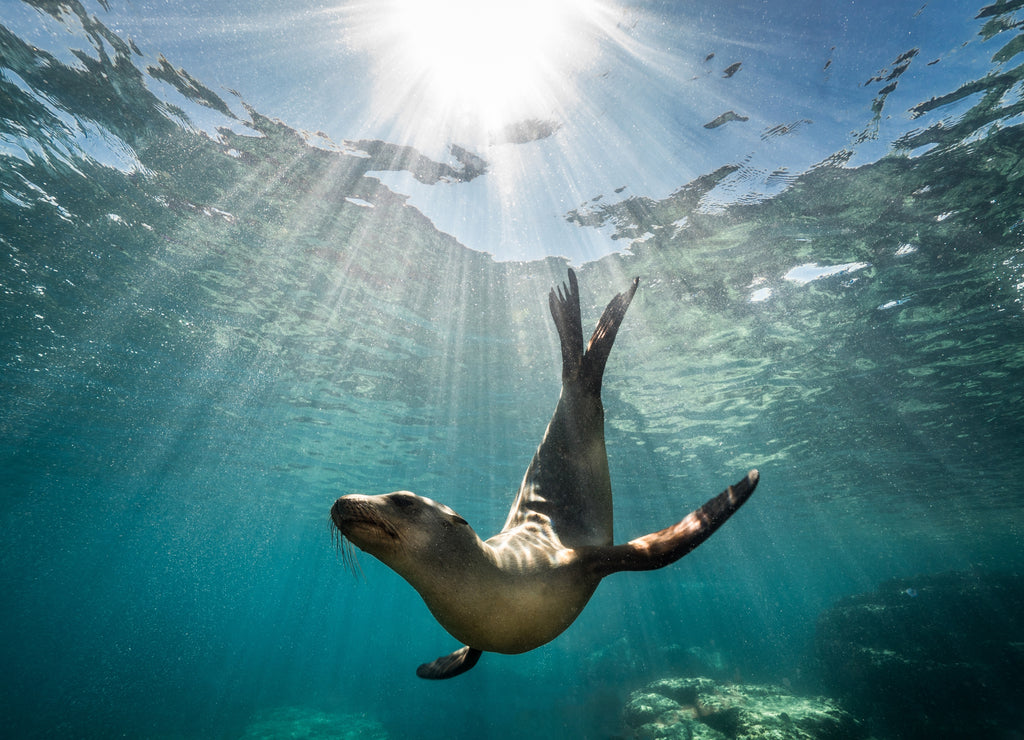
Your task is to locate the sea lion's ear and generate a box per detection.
[435,501,469,526]
[416,646,483,679]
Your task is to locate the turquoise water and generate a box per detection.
[3,1,1024,738]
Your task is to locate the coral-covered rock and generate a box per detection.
[622,677,866,740]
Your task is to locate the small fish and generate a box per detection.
[904,587,918,597]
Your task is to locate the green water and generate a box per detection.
[2,1,1023,737]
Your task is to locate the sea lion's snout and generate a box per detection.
[330,495,376,536]
[330,494,403,548]
[330,495,371,542]
[330,498,346,531]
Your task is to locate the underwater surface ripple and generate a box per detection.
[2,1,1024,738]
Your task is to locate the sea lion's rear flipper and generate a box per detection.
[549,269,639,394]
[549,269,585,382]
[415,645,483,680]
[587,470,759,576]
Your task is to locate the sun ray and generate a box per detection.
[339,0,620,148]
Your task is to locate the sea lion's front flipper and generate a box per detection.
[416,645,483,680]
[587,470,759,576]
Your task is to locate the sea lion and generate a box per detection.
[330,269,759,679]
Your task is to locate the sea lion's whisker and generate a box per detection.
[330,519,365,579]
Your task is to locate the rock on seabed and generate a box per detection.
[622,677,867,740]
[813,570,1024,739]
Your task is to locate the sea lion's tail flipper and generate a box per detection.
[416,645,483,680]
[582,274,639,395]
[549,269,585,382]
[588,470,759,576]
[549,269,639,393]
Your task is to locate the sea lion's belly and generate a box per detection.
[419,555,599,654]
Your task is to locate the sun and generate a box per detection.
[342,0,615,144]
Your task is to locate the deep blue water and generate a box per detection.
[3,1,1024,738]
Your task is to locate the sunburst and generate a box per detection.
[340,0,616,146]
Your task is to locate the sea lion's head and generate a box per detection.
[330,491,478,578]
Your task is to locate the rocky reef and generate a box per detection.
[622,677,867,740]
[813,570,1024,739]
